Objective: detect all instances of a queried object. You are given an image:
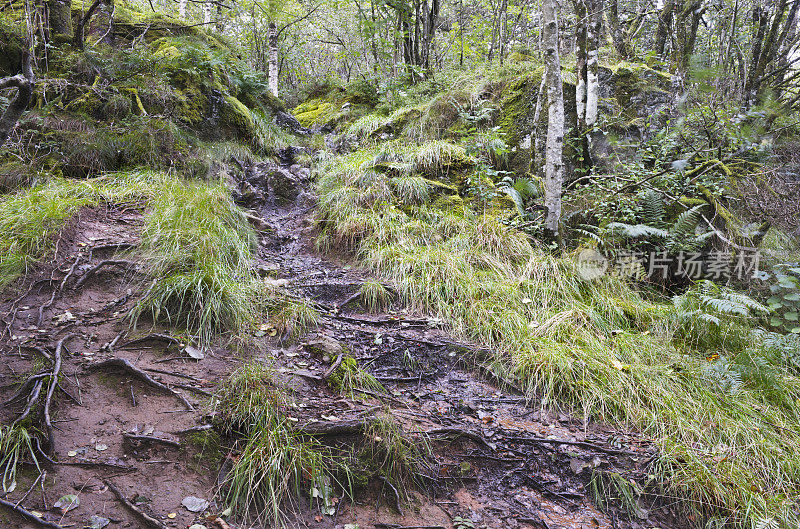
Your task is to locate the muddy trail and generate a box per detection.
[1,151,682,529]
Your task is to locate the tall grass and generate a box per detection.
[0,171,167,289]
[315,145,800,528]
[217,363,334,525]
[130,178,260,345]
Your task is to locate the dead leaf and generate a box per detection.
[53,494,79,514]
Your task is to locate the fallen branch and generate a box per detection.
[321,353,343,380]
[297,418,370,436]
[120,333,181,349]
[104,480,170,529]
[0,496,64,528]
[86,358,193,410]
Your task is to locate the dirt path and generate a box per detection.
[0,154,681,529]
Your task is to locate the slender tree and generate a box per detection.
[542,0,564,239]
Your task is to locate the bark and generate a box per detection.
[0,51,35,147]
[203,1,212,24]
[606,0,632,59]
[268,21,279,97]
[542,0,564,239]
[574,0,587,125]
[47,0,72,42]
[585,0,601,128]
[73,0,105,50]
[178,0,187,18]
[654,0,675,56]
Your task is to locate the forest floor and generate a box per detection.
[0,148,683,529]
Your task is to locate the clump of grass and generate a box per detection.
[391,175,431,205]
[130,178,259,345]
[217,363,336,523]
[347,114,389,139]
[315,136,800,527]
[359,279,393,312]
[361,415,428,495]
[0,171,166,289]
[590,470,648,520]
[327,357,384,398]
[412,140,472,176]
[0,425,39,494]
[268,296,322,339]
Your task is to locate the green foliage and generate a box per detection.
[0,425,38,494]
[326,357,383,398]
[764,266,800,334]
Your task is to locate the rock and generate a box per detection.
[303,335,344,358]
[268,167,301,202]
[297,167,312,180]
[289,163,302,175]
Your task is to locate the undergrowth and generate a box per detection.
[315,140,800,528]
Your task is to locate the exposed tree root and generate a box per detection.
[38,253,83,326]
[123,432,181,448]
[73,259,137,289]
[43,334,74,455]
[86,358,194,410]
[104,480,170,529]
[119,333,181,349]
[322,353,343,380]
[0,496,65,528]
[297,418,371,436]
[378,476,403,515]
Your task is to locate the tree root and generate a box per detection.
[0,496,65,528]
[43,334,74,455]
[73,259,137,289]
[123,432,181,448]
[119,333,181,349]
[38,253,82,326]
[104,479,170,529]
[378,476,403,515]
[322,353,343,380]
[86,358,193,410]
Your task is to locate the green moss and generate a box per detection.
[221,95,256,139]
[0,20,25,75]
[326,356,358,393]
[292,98,334,128]
[498,70,543,149]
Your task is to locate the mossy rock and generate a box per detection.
[220,94,256,139]
[292,98,335,128]
[0,20,25,75]
[327,356,358,393]
[498,70,543,149]
[433,194,467,215]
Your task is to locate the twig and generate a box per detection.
[104,480,170,529]
[86,358,193,410]
[0,496,64,528]
[322,353,343,380]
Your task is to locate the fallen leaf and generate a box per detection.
[182,496,210,513]
[321,415,339,421]
[87,515,110,529]
[167,512,177,519]
[53,494,80,514]
[189,525,208,529]
[95,443,108,451]
[184,345,205,360]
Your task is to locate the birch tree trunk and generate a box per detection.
[585,0,601,128]
[268,22,279,97]
[574,0,587,126]
[542,0,564,238]
[203,2,212,24]
[178,0,187,19]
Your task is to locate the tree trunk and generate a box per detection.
[73,0,105,50]
[606,0,631,59]
[203,1,212,24]
[0,51,34,148]
[585,0,601,128]
[178,0,187,18]
[654,0,675,56]
[574,0,588,126]
[48,0,72,43]
[268,21,279,97]
[542,0,564,239]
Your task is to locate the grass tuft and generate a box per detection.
[130,178,259,345]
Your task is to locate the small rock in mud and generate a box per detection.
[303,334,344,358]
[268,167,302,202]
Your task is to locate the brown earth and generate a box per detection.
[0,155,684,529]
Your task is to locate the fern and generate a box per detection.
[607,222,669,238]
[670,204,705,240]
[641,190,665,228]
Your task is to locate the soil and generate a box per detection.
[0,154,685,529]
